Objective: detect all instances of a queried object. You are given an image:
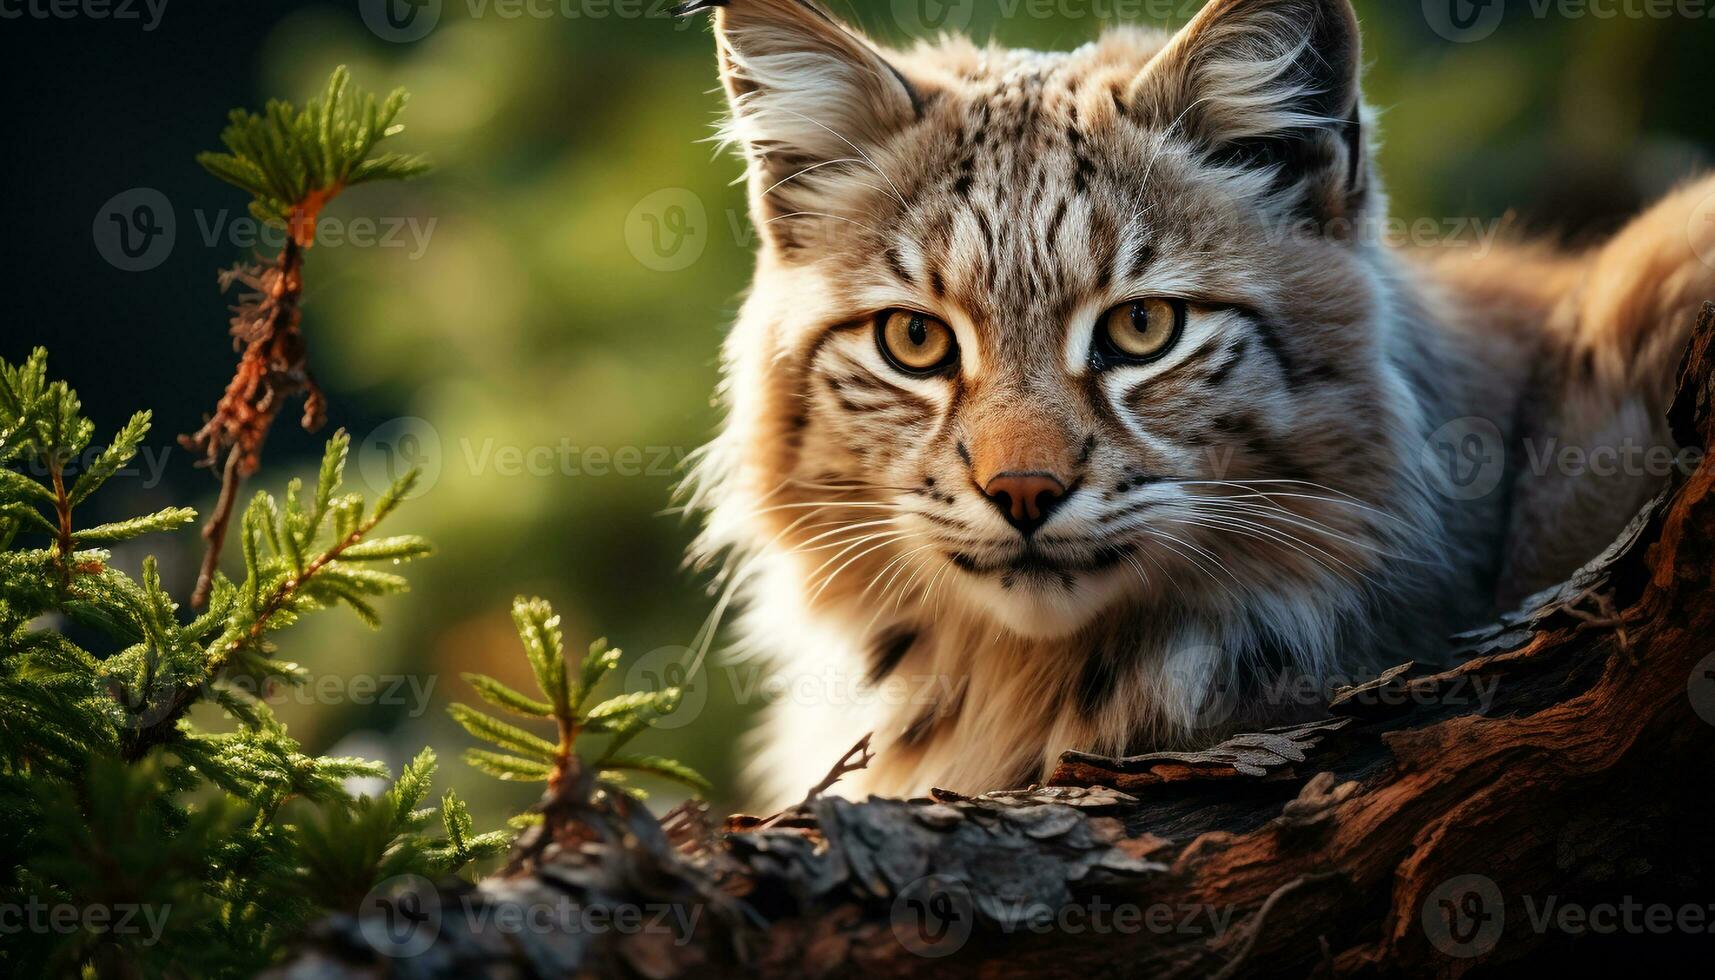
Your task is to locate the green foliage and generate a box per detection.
[2,351,712,976]
[453,598,711,799]
[0,351,490,978]
[4,62,717,979]
[197,65,429,228]
[287,750,506,913]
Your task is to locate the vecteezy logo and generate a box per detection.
[358,417,444,500]
[1422,417,1506,502]
[624,189,708,272]
[1169,646,1237,730]
[359,874,443,958]
[1689,652,1715,726]
[623,646,707,730]
[1422,874,1504,959]
[360,0,442,43]
[891,0,975,37]
[104,659,185,731]
[93,188,176,272]
[890,875,975,958]
[1423,0,1505,43]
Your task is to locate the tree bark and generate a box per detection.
[275,305,1715,979]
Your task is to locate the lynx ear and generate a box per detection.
[1129,0,1368,223]
[681,0,922,248]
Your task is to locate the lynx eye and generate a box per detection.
[877,310,957,375]
[1095,297,1184,365]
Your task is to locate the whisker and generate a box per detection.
[1119,551,1159,602]
[890,547,945,613]
[1188,480,1403,522]
[893,543,951,613]
[865,541,934,604]
[744,500,905,519]
[793,518,900,551]
[684,557,743,682]
[793,529,903,568]
[799,525,909,575]
[1182,497,1396,559]
[1139,526,1245,604]
[765,106,911,208]
[1173,479,1411,527]
[761,157,891,201]
[1186,498,1429,567]
[1164,513,1372,585]
[787,478,922,494]
[765,211,881,238]
[1136,547,1190,606]
[860,542,941,633]
[808,532,920,605]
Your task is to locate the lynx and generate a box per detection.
[678,0,1715,804]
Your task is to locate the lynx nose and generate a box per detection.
[983,473,1068,536]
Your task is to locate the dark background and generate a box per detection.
[1,0,1711,824]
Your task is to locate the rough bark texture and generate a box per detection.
[274,306,1715,979]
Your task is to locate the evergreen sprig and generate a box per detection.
[197,65,429,231]
[119,429,434,762]
[453,598,711,799]
[183,65,430,608]
[0,348,191,564]
[0,351,491,978]
[287,749,507,913]
[4,61,718,979]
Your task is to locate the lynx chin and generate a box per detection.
[677,0,1715,805]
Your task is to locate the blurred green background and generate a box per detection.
[0,1,1710,828]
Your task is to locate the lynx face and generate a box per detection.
[693,0,1429,643]
[685,0,1708,801]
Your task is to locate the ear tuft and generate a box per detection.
[1130,0,1368,222]
[696,0,922,251]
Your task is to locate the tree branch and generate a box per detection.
[182,237,322,607]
